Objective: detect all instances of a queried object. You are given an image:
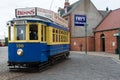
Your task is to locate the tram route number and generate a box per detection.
[16,44,24,48]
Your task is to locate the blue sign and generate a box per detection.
[74,15,86,26]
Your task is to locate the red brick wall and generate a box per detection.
[71,37,85,51]
[95,29,118,53]
[71,37,95,51]
[88,37,95,51]
[64,14,95,51]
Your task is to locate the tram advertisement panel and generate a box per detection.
[16,7,68,27]
[16,8,36,17]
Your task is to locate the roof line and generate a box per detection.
[94,10,112,31]
[94,27,118,32]
[62,0,81,17]
[90,0,107,18]
[63,0,104,17]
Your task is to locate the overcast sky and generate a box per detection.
[0,0,120,39]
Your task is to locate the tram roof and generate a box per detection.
[12,17,69,31]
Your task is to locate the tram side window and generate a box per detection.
[29,24,38,40]
[16,26,26,40]
[9,27,14,41]
[56,29,59,42]
[52,29,56,42]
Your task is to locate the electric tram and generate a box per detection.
[7,7,70,69]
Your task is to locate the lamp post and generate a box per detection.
[84,23,88,54]
[118,28,120,59]
[113,29,120,60]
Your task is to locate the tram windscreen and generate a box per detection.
[16,25,26,40]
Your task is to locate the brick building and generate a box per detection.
[94,9,120,53]
[58,0,107,51]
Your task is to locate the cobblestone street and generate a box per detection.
[0,47,120,80]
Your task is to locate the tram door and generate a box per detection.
[29,24,38,40]
[28,23,46,42]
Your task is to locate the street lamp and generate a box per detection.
[113,29,120,60]
[84,23,88,54]
[118,28,120,59]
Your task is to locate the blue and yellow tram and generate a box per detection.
[7,8,70,69]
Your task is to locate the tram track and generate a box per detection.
[0,54,68,80]
[0,63,25,80]
[0,62,51,80]
[0,71,25,80]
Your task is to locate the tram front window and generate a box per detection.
[16,25,26,40]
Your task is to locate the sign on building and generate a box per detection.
[74,15,86,26]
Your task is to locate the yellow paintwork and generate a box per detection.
[26,23,29,42]
[46,26,53,44]
[38,23,41,42]
[8,22,70,45]
[46,27,70,45]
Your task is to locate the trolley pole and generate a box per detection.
[49,0,54,10]
[85,23,88,54]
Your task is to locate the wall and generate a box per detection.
[63,0,103,51]
[71,0,103,37]
[71,36,95,51]
[95,29,118,53]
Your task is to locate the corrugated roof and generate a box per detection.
[95,9,120,32]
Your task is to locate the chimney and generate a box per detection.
[58,7,63,16]
[64,0,70,14]
[64,0,70,8]
[106,7,109,12]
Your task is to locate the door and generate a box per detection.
[101,34,105,51]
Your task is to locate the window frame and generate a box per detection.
[16,25,26,40]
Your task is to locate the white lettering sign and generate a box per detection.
[16,8,35,17]
[16,7,68,27]
[76,17,86,21]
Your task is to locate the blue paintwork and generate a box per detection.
[8,42,70,63]
[8,18,70,65]
[48,44,70,56]
[8,42,48,63]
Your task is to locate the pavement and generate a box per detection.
[12,51,120,80]
[1,47,120,80]
[71,51,120,64]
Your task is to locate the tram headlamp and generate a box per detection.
[17,49,23,56]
